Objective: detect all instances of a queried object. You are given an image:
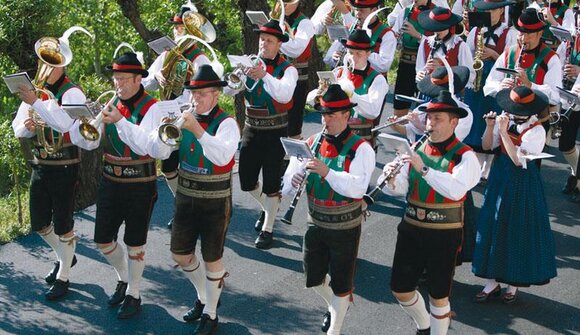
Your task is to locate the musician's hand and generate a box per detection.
[497,113,510,134]
[483,111,497,127]
[154,72,167,86]
[403,22,419,39]
[306,158,330,178]
[481,47,500,61]
[102,104,123,124]
[424,58,438,72]
[407,152,426,175]
[516,68,532,88]
[291,172,305,188]
[572,85,580,95]
[499,77,516,90]
[246,65,267,80]
[408,111,424,130]
[540,7,557,25]
[564,64,580,78]
[18,86,37,105]
[416,70,427,82]
[24,117,36,132]
[181,110,200,133]
[324,11,334,26]
[332,50,344,63]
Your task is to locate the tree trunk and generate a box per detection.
[116,0,163,43]
[74,148,103,211]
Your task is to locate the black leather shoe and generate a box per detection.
[562,175,577,194]
[117,295,141,319]
[183,298,205,322]
[45,279,69,301]
[108,281,128,306]
[321,311,331,332]
[473,284,501,303]
[255,231,273,249]
[167,218,174,229]
[416,327,430,335]
[194,314,218,335]
[45,255,77,285]
[254,211,265,232]
[571,192,580,204]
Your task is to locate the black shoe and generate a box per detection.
[255,231,273,249]
[108,281,128,306]
[45,279,69,301]
[183,298,205,322]
[167,218,174,229]
[194,314,218,335]
[321,311,331,332]
[571,191,580,204]
[45,255,77,285]
[254,211,265,232]
[416,327,430,335]
[117,295,141,319]
[562,175,577,194]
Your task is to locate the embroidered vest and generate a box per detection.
[423,39,461,66]
[506,44,556,84]
[245,55,294,115]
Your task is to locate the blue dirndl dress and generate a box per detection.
[472,144,557,286]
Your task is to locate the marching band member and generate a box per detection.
[463,0,517,180]
[311,0,355,36]
[472,86,557,304]
[150,65,240,334]
[70,52,166,319]
[380,90,480,335]
[281,0,315,139]
[391,0,436,117]
[225,20,298,249]
[415,7,476,86]
[283,84,375,335]
[142,3,211,229]
[530,0,575,50]
[12,53,85,302]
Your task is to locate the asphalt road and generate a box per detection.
[0,110,579,335]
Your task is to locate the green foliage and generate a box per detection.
[0,119,30,197]
[0,192,30,244]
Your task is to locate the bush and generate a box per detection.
[0,192,30,244]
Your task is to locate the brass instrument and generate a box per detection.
[79,90,117,141]
[158,103,194,146]
[372,114,416,132]
[462,0,471,37]
[335,54,356,97]
[225,52,266,91]
[270,0,295,39]
[313,78,331,104]
[472,27,485,92]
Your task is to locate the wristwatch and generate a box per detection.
[421,166,429,177]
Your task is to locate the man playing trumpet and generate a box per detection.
[150,65,240,334]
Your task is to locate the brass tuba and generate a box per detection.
[472,27,485,92]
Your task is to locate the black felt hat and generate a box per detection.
[169,6,191,24]
[253,20,290,42]
[496,86,549,116]
[418,7,463,32]
[183,64,227,90]
[106,52,148,77]
[315,84,358,114]
[351,0,382,8]
[418,90,468,118]
[340,29,373,50]
[474,0,514,11]
[515,8,546,33]
[417,66,470,98]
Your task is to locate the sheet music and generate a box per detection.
[317,71,337,84]
[147,36,177,55]
[280,138,314,161]
[3,72,34,94]
[246,11,269,27]
[155,100,182,117]
[326,25,349,41]
[521,152,555,161]
[62,104,95,120]
[378,133,413,156]
[227,55,255,68]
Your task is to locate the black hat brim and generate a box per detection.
[418,11,462,32]
[496,88,549,116]
[417,67,470,98]
[183,80,228,90]
[418,105,468,118]
[315,102,358,114]
[514,24,544,33]
[105,66,149,77]
[340,39,373,50]
[253,28,290,42]
[474,0,514,10]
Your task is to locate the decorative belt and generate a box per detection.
[245,107,288,130]
[32,143,80,166]
[349,122,373,140]
[293,62,309,81]
[103,158,156,183]
[307,199,363,230]
[400,49,418,64]
[177,168,232,199]
[404,198,463,229]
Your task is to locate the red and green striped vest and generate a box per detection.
[179,107,235,175]
[339,65,381,124]
[506,44,556,84]
[408,137,472,204]
[306,131,366,205]
[368,19,393,54]
[402,6,432,51]
[104,91,157,160]
[245,55,294,115]
[423,39,461,66]
[288,13,313,63]
[39,76,78,146]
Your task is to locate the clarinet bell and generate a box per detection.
[280,207,294,225]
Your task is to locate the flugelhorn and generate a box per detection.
[158,103,194,147]
[79,90,117,141]
[225,51,267,91]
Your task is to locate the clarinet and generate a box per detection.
[281,126,327,225]
[363,131,431,206]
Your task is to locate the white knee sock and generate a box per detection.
[563,147,579,176]
[56,234,76,282]
[262,195,280,233]
[38,225,60,262]
[166,174,179,197]
[312,274,333,306]
[397,291,430,331]
[182,258,207,304]
[204,269,228,319]
[483,278,499,293]
[249,182,266,210]
[101,242,128,283]
[506,285,518,295]
[126,247,145,299]
[328,294,350,335]
[430,303,451,335]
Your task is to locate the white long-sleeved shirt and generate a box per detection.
[282,131,376,199]
[416,35,476,87]
[482,46,562,105]
[405,99,474,141]
[281,16,315,59]
[528,2,575,36]
[466,24,518,56]
[311,0,357,35]
[381,138,481,201]
[388,0,450,27]
[12,86,86,138]
[149,106,240,166]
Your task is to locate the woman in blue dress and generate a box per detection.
[472,86,557,304]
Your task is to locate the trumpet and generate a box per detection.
[225,52,266,91]
[79,90,117,141]
[158,103,194,146]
